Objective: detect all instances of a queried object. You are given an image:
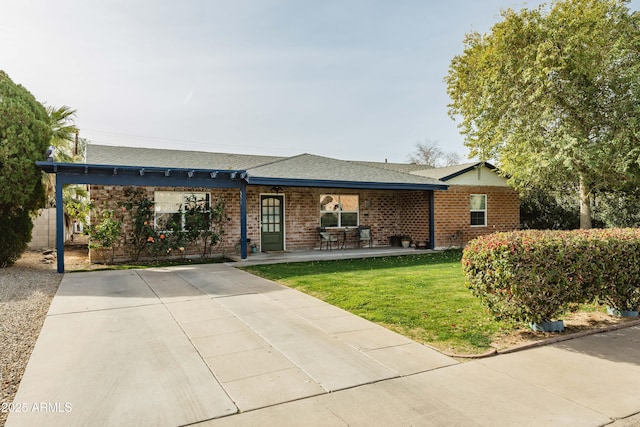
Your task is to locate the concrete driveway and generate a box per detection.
[7,263,640,426]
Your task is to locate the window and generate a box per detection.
[155,191,210,231]
[320,194,359,227]
[470,194,487,226]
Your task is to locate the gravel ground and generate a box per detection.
[0,250,62,427]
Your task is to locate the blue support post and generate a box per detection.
[429,190,435,250]
[240,183,248,259]
[56,179,65,273]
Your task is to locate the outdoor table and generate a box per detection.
[326,227,358,249]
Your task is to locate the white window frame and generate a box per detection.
[154,191,211,231]
[319,194,359,228]
[470,194,487,227]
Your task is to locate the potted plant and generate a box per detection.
[599,246,640,318]
[601,281,640,318]
[400,236,411,248]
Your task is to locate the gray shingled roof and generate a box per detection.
[356,161,492,181]
[410,162,494,180]
[85,144,447,188]
[86,144,285,170]
[247,154,445,186]
[351,161,429,174]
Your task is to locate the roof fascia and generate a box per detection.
[439,162,498,181]
[36,162,247,189]
[246,176,448,191]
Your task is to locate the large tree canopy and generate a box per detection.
[0,71,51,266]
[446,0,640,228]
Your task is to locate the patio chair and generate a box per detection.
[357,226,372,248]
[317,227,339,250]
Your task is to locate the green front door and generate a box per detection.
[261,195,284,251]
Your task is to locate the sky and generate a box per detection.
[3,0,639,163]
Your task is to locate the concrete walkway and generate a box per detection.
[7,264,640,426]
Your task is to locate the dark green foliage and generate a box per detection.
[0,209,34,267]
[183,195,226,258]
[462,229,640,323]
[520,188,580,230]
[98,189,227,263]
[86,209,122,264]
[594,190,640,228]
[120,189,158,261]
[0,70,51,266]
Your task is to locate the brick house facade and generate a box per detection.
[88,184,436,261]
[39,145,520,269]
[432,185,520,249]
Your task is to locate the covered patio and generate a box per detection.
[37,161,252,273]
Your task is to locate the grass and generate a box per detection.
[241,250,518,354]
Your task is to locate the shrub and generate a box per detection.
[183,195,226,258]
[596,230,640,311]
[0,209,34,267]
[519,188,580,230]
[120,189,156,262]
[87,209,122,264]
[462,229,640,324]
[0,71,51,267]
[118,189,227,262]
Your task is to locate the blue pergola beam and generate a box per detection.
[37,162,250,273]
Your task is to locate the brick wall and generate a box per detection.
[88,185,435,260]
[433,185,520,249]
[89,185,242,262]
[246,187,431,250]
[88,183,517,260]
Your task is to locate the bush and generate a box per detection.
[520,188,580,230]
[116,189,227,262]
[0,209,34,267]
[0,71,51,267]
[596,231,640,311]
[462,229,640,323]
[87,209,122,264]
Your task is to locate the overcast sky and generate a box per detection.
[3,0,639,163]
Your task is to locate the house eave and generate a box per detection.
[246,176,448,191]
[36,162,248,188]
[440,162,498,181]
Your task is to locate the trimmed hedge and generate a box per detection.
[462,229,640,323]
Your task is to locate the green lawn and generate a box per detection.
[241,250,518,354]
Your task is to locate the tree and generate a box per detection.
[43,106,89,237]
[446,0,640,229]
[43,106,82,204]
[520,187,580,230]
[407,140,462,167]
[0,71,51,266]
[46,105,79,162]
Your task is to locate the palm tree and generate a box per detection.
[46,105,79,162]
[43,105,88,239]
